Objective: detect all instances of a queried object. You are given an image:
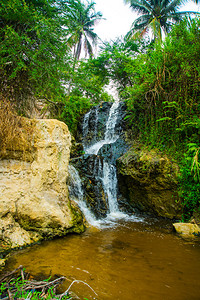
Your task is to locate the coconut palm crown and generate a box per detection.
[124,0,199,39]
[66,0,103,60]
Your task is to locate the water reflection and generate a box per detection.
[3,218,200,300]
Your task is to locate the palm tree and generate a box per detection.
[124,0,199,40]
[66,0,103,61]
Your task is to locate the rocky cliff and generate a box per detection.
[117,145,183,219]
[0,119,84,254]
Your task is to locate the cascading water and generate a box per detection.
[104,101,120,142]
[83,101,124,218]
[102,161,119,213]
[68,164,104,228]
[84,101,120,155]
[68,101,142,227]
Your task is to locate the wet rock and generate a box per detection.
[81,102,112,147]
[114,102,127,133]
[173,223,200,238]
[0,119,84,252]
[117,145,182,219]
[99,137,129,164]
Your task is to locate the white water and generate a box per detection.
[102,160,128,220]
[84,102,120,155]
[105,101,120,141]
[68,164,125,228]
[84,102,121,217]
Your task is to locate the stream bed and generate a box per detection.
[3,217,200,300]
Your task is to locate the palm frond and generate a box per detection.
[125,0,153,14]
[149,17,162,39]
[85,29,98,45]
[126,26,150,40]
[173,10,200,14]
[160,0,171,10]
[66,0,102,59]
[132,14,152,28]
[163,0,184,15]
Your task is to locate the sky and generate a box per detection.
[93,0,199,42]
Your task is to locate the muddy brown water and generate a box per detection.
[3,217,200,300]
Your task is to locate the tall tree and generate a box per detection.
[124,0,199,40]
[66,0,103,61]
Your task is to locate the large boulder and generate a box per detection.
[0,119,84,253]
[117,145,183,219]
[173,223,200,239]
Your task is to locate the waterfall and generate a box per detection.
[68,164,119,228]
[69,101,142,227]
[102,161,119,213]
[83,101,126,220]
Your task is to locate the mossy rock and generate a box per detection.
[117,145,183,219]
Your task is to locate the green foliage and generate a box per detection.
[119,17,200,148]
[179,143,200,220]
[0,267,94,300]
[95,37,149,91]
[0,0,70,110]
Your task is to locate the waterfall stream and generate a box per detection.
[68,165,103,228]
[68,101,142,227]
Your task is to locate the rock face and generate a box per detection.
[0,119,84,253]
[117,145,183,219]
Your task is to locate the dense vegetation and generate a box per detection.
[0,0,199,219]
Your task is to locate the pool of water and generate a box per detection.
[2,216,200,300]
